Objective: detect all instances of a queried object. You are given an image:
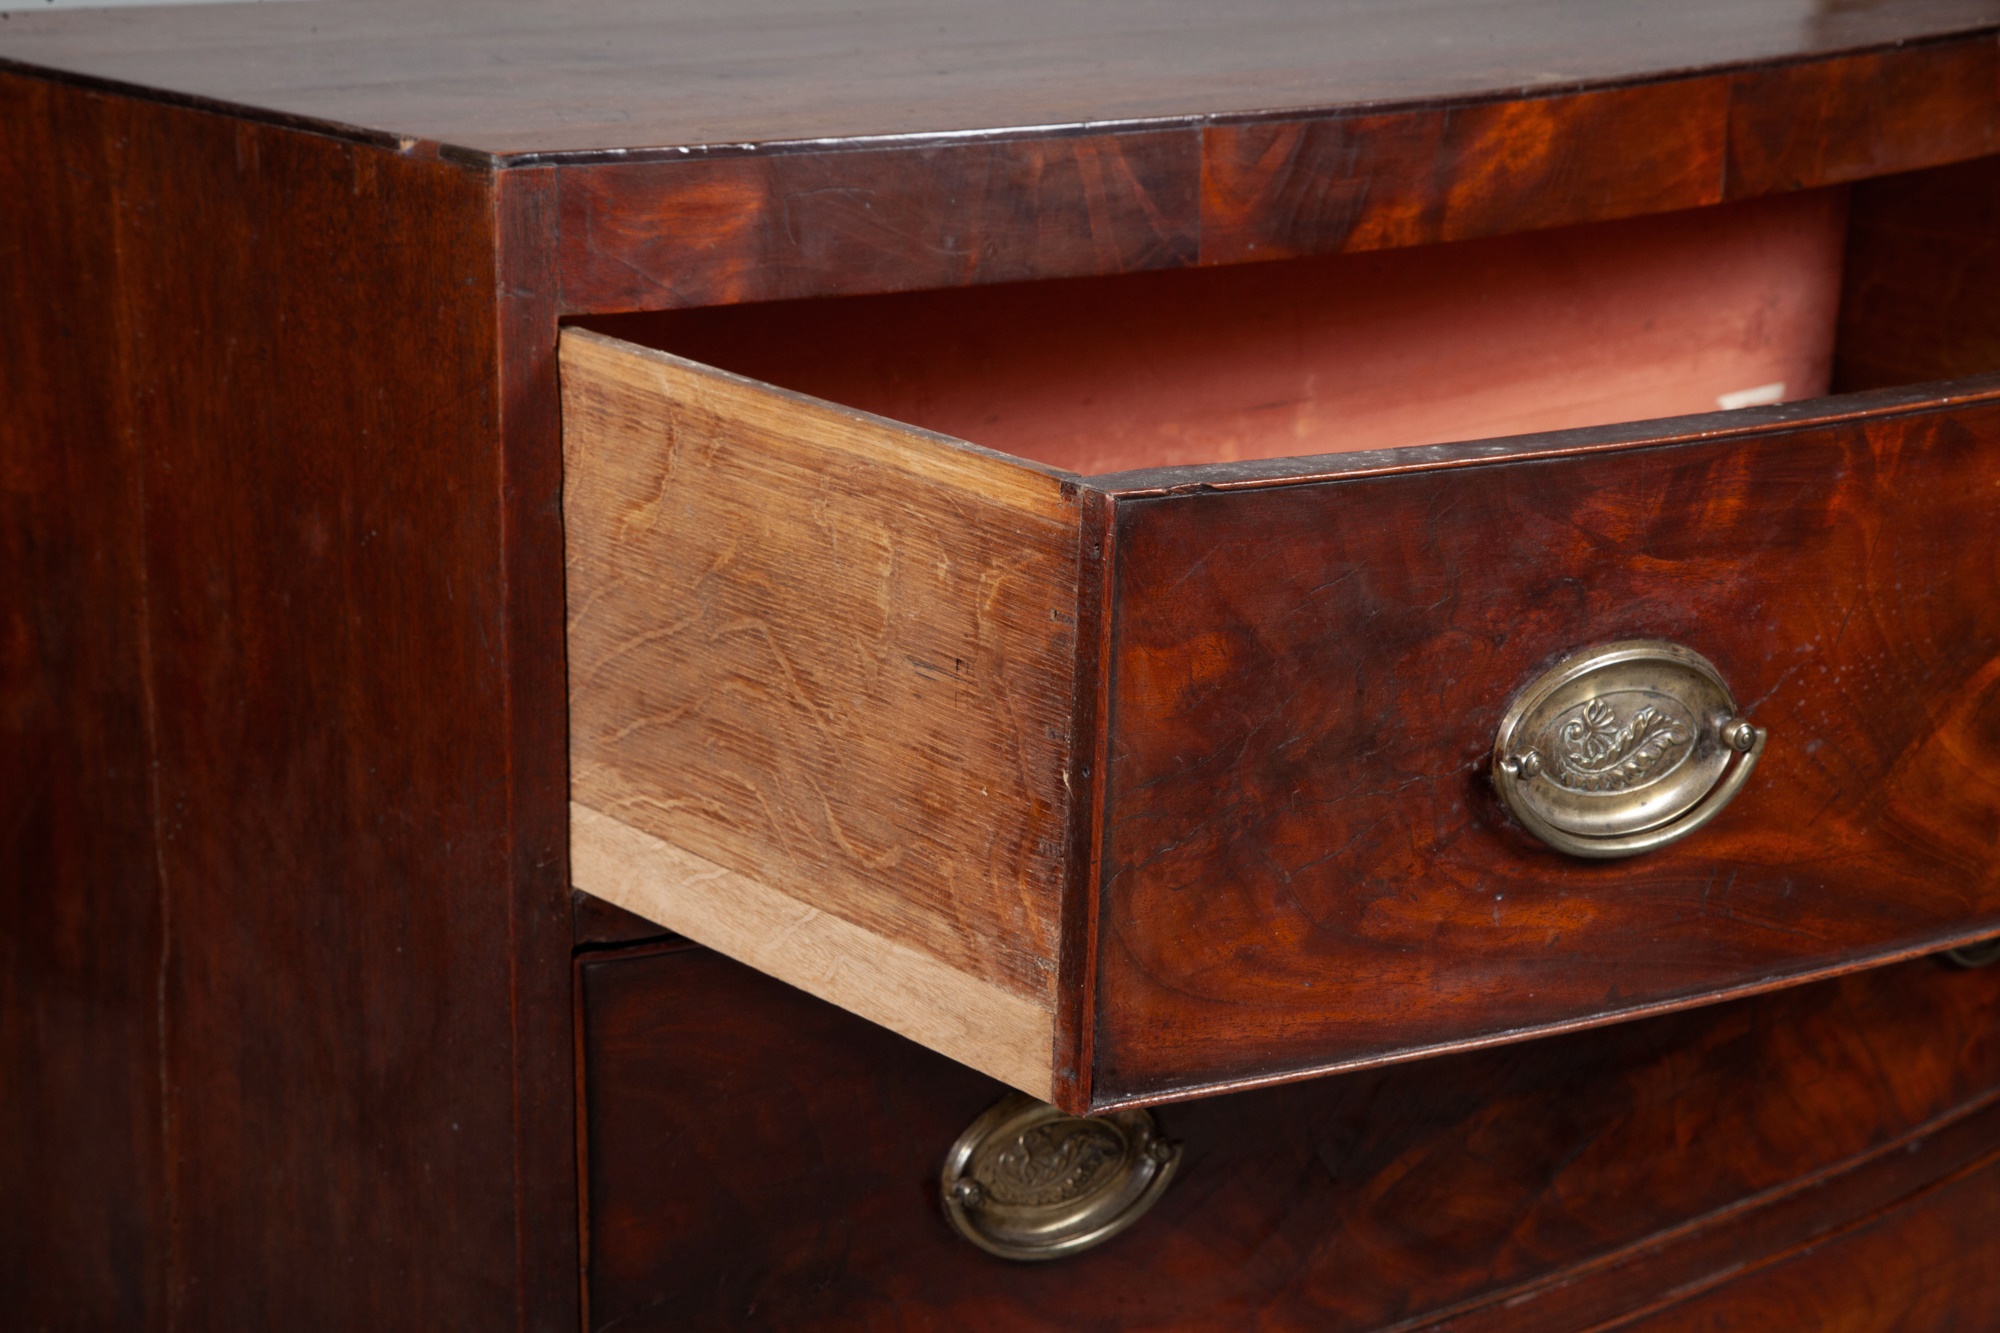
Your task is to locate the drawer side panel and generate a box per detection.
[562,330,1083,1095]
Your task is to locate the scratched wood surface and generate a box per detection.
[561,329,1088,1097]
[1089,390,2000,1106]
[579,943,2000,1331]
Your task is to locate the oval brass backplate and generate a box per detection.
[1947,938,2000,968]
[1493,640,1766,859]
[940,1094,1180,1261]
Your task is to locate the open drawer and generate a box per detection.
[563,161,2000,1113]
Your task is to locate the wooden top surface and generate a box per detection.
[3,0,1999,162]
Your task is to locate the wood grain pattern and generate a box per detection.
[6,4,2000,315]
[1198,78,1727,264]
[15,7,2000,1319]
[1725,37,2000,199]
[571,227,2000,1111]
[580,942,2000,1331]
[562,329,1087,1091]
[1416,1093,2000,1331]
[1204,40,2000,267]
[0,72,577,1327]
[494,161,581,1333]
[548,63,1920,316]
[553,37,2000,315]
[1611,1154,2000,1332]
[0,70,167,1329]
[1092,393,2000,1106]
[558,131,1200,313]
[573,803,1054,1095]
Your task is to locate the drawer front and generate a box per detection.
[579,942,2000,1332]
[1096,392,2000,1103]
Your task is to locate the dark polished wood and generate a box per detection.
[573,891,678,950]
[1421,1096,2000,1332]
[1091,387,2000,1105]
[0,72,167,1330]
[556,132,1202,313]
[559,37,2000,313]
[1,0,1994,160]
[11,1,2000,1325]
[0,73,575,1328]
[573,207,2000,1112]
[1839,154,2000,393]
[581,943,2000,1331]
[1723,36,2000,197]
[1612,1152,2000,1332]
[1197,77,1732,267]
[8,4,2000,313]
[496,161,580,1329]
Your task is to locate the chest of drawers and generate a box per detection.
[8,2,2000,1327]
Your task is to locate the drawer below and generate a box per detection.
[578,943,2000,1331]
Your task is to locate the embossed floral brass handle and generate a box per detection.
[1493,640,1766,859]
[940,1094,1180,1260]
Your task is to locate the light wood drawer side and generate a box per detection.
[561,328,1085,1098]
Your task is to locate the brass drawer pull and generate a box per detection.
[1493,640,1766,859]
[1947,939,2000,968]
[940,1095,1179,1260]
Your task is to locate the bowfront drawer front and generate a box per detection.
[1093,388,2000,1102]
[563,170,2000,1112]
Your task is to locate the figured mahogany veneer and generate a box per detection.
[553,23,2000,313]
[580,944,2000,1331]
[1092,385,2000,1103]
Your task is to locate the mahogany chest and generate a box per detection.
[7,2,2000,1327]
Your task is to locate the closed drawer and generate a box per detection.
[578,942,2000,1330]
[564,165,2000,1112]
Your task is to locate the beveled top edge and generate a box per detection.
[0,0,1996,162]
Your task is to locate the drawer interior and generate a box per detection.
[575,157,2000,475]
